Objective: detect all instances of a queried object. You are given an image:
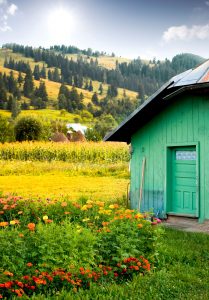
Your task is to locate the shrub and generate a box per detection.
[14,116,43,141]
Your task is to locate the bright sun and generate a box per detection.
[47,7,75,41]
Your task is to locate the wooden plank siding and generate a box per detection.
[130,95,209,222]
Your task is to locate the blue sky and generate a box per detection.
[0,0,209,60]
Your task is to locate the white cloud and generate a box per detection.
[206,1,209,6]
[0,1,18,32]
[7,3,17,15]
[162,23,209,42]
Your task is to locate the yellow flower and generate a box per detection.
[109,204,115,209]
[125,209,134,213]
[10,220,16,225]
[135,213,144,219]
[94,216,99,219]
[43,215,48,221]
[81,205,88,211]
[86,200,93,204]
[82,218,90,222]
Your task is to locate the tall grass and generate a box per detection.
[0,142,129,163]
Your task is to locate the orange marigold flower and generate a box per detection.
[4,271,13,276]
[0,211,4,214]
[4,281,12,288]
[27,262,33,267]
[61,202,67,207]
[64,211,70,215]
[19,233,24,238]
[18,211,23,215]
[102,222,109,227]
[45,219,53,223]
[0,221,8,227]
[17,281,24,288]
[137,224,143,229]
[27,223,35,231]
[86,204,92,209]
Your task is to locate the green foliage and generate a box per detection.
[85,128,102,141]
[11,96,21,119]
[97,216,160,265]
[94,114,118,138]
[0,114,14,143]
[14,116,43,141]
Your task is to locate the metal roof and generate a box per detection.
[104,59,209,143]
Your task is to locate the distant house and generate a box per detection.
[105,60,209,223]
[66,123,87,142]
[66,123,87,135]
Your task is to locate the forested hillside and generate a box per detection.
[3,44,205,97]
[0,43,206,139]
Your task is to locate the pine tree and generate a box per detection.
[92,92,99,105]
[53,68,60,82]
[23,69,34,98]
[88,80,93,92]
[48,70,52,81]
[98,83,103,95]
[33,81,48,108]
[58,94,67,110]
[33,65,40,80]
[107,84,118,98]
[18,72,24,85]
[40,64,46,79]
[8,71,16,93]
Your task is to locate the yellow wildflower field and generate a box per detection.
[0,174,128,201]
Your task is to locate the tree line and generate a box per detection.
[3,44,205,97]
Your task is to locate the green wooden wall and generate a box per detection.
[130,94,209,222]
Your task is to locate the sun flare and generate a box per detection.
[47,7,75,41]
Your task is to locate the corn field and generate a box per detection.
[0,142,130,163]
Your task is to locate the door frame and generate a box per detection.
[165,142,200,218]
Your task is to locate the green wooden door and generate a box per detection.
[171,147,197,216]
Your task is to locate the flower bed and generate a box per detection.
[0,195,162,298]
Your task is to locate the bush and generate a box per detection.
[14,116,43,141]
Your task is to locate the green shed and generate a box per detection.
[105,60,209,223]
